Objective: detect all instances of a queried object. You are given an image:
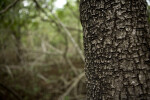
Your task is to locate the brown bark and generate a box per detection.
[80,0,150,100]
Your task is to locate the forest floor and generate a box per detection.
[0,57,86,100]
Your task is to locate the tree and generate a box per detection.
[0,0,25,64]
[80,0,150,99]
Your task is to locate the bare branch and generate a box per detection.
[37,73,49,83]
[59,72,85,100]
[0,0,20,14]
[33,0,84,61]
[0,83,22,100]
[65,26,82,32]
[5,65,14,78]
[41,18,82,32]
[66,2,79,19]
[53,14,84,61]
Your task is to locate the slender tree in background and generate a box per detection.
[80,0,150,99]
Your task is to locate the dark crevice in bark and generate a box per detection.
[80,0,150,100]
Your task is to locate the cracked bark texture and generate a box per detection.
[80,0,150,100]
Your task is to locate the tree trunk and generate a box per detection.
[80,0,150,100]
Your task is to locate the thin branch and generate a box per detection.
[65,26,82,32]
[37,73,49,83]
[5,65,14,78]
[0,83,22,100]
[45,41,63,54]
[33,0,45,12]
[33,0,48,15]
[66,2,79,19]
[33,0,84,61]
[41,18,82,32]
[25,49,63,55]
[60,76,73,87]
[66,57,78,75]
[59,72,85,100]
[0,0,20,14]
[33,0,61,30]
[53,14,84,61]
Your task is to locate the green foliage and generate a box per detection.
[1,0,149,100]
[0,0,85,100]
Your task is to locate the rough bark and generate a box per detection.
[80,0,150,100]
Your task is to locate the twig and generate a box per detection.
[5,66,14,78]
[25,49,63,55]
[53,14,84,61]
[45,42,63,54]
[0,83,22,100]
[33,0,84,61]
[66,58,78,76]
[60,76,73,87]
[59,72,85,100]
[41,18,82,32]
[37,73,49,83]
[0,0,20,14]
[66,2,79,19]
[65,26,82,32]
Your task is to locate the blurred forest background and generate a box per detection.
[0,0,150,100]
